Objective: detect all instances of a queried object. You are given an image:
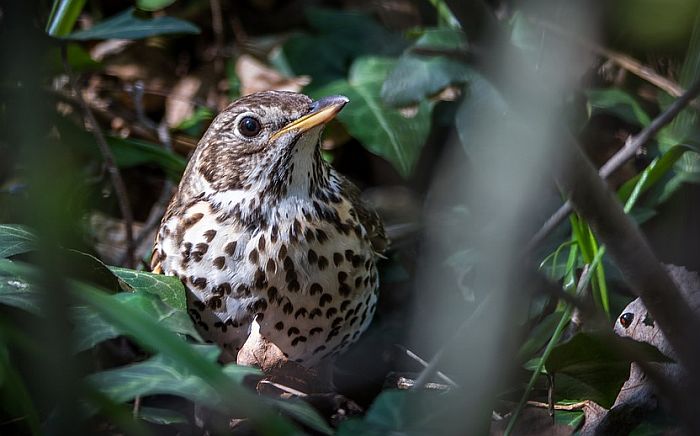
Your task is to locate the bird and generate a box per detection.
[151,90,387,368]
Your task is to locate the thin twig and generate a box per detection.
[528,76,700,251]
[210,0,225,75]
[395,345,460,388]
[528,15,697,107]
[117,83,176,267]
[132,395,141,419]
[412,294,491,390]
[61,44,136,268]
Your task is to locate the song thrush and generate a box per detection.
[152,91,387,367]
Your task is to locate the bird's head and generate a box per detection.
[184,91,348,203]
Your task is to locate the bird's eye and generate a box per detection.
[619,312,634,328]
[239,116,262,137]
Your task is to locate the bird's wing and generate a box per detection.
[340,176,389,255]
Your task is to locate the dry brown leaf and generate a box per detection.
[165,75,202,127]
[236,54,310,96]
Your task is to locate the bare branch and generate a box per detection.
[529,77,700,251]
[61,44,136,268]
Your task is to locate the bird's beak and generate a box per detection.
[271,95,349,141]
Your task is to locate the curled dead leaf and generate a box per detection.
[236,54,310,96]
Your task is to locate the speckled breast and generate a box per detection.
[157,198,379,366]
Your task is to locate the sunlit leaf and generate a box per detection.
[313,57,432,177]
[66,7,199,41]
[0,259,41,314]
[585,88,651,127]
[110,267,186,311]
[0,225,37,258]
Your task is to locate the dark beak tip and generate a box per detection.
[311,95,349,112]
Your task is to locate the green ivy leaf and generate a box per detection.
[382,28,470,106]
[72,290,202,352]
[66,7,200,41]
[109,267,186,311]
[136,0,177,11]
[0,225,37,258]
[313,57,432,178]
[545,332,671,408]
[585,88,651,127]
[275,8,405,89]
[0,259,41,314]
[455,72,509,155]
[86,345,258,409]
[138,406,188,425]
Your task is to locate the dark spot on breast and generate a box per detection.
[237,284,251,296]
[339,283,352,297]
[288,326,300,337]
[326,329,339,341]
[326,307,338,318]
[182,242,193,260]
[283,256,294,271]
[294,307,308,319]
[344,250,354,261]
[267,286,279,302]
[338,271,348,282]
[192,243,208,262]
[308,249,318,264]
[309,308,322,319]
[213,256,226,270]
[203,229,217,242]
[333,253,344,266]
[266,258,276,274]
[275,321,284,330]
[278,244,287,260]
[254,268,267,289]
[288,280,300,293]
[224,241,237,256]
[182,213,204,229]
[207,296,222,310]
[217,283,232,295]
[316,229,328,243]
[283,301,294,314]
[319,293,333,307]
[354,276,362,288]
[249,249,259,265]
[310,327,323,335]
[332,317,344,329]
[340,300,351,312]
[258,235,266,252]
[310,283,323,295]
[352,255,363,268]
[291,336,307,346]
[318,256,329,270]
[314,345,326,354]
[304,228,315,242]
[191,276,207,289]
